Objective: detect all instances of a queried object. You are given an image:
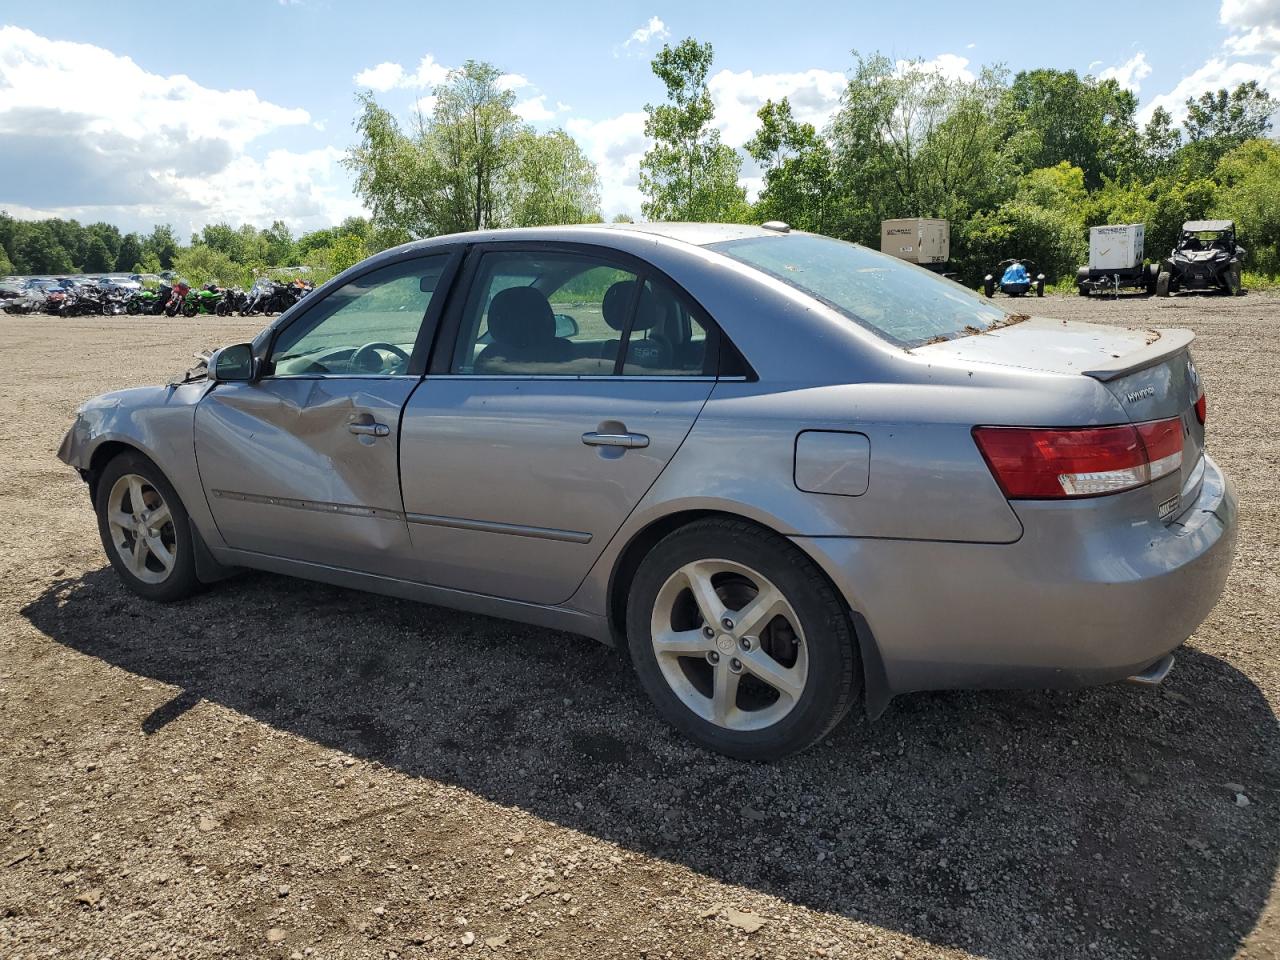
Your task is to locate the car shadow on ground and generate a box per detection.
[22,567,1280,960]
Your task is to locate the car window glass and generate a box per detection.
[709,233,1007,348]
[451,251,638,376]
[269,256,448,376]
[620,277,716,377]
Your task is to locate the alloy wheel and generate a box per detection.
[105,473,178,584]
[649,559,808,732]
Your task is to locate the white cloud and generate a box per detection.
[353,54,452,92]
[514,95,561,122]
[565,111,649,218]
[1139,53,1280,123]
[353,61,406,91]
[0,25,357,234]
[1221,0,1280,54]
[498,73,530,91]
[1099,52,1153,92]
[896,53,975,84]
[616,16,670,57]
[626,16,669,49]
[707,67,847,147]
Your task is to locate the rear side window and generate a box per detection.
[450,249,720,377]
[709,233,1007,348]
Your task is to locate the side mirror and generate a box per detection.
[553,312,579,339]
[208,343,255,382]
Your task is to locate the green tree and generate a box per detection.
[1180,81,1277,177]
[505,128,602,226]
[746,98,835,231]
[346,62,600,236]
[1213,138,1280,272]
[1001,69,1139,187]
[262,220,295,265]
[171,245,242,287]
[82,235,114,272]
[145,224,179,269]
[0,244,12,276]
[15,228,73,274]
[116,233,144,273]
[639,38,748,222]
[826,54,1012,243]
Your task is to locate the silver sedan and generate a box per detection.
[57,223,1237,759]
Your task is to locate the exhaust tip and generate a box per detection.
[1125,653,1175,687]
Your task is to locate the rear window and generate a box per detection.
[708,233,1006,348]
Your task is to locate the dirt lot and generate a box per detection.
[1,292,1278,960]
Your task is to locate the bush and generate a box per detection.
[953,200,1086,286]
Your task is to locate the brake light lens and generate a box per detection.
[1194,390,1207,425]
[974,417,1184,499]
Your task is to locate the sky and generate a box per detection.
[0,0,1278,237]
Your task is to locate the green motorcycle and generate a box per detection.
[181,285,225,317]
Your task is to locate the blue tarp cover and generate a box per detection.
[1001,262,1029,284]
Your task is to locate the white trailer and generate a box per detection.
[880,219,949,268]
[1077,224,1157,296]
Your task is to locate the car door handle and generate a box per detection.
[581,431,649,449]
[348,422,390,438]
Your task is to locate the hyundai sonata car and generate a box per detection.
[57,223,1237,760]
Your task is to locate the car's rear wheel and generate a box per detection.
[95,451,199,602]
[626,518,860,760]
[1156,270,1172,297]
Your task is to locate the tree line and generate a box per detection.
[3,40,1277,288]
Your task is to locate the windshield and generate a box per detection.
[708,232,1007,347]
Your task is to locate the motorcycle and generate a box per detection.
[217,286,247,316]
[240,278,277,316]
[165,281,192,318]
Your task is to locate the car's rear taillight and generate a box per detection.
[973,417,1184,499]
[1194,390,1207,425]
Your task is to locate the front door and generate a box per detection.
[194,252,456,577]
[399,245,722,605]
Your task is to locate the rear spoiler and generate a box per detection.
[1081,328,1195,382]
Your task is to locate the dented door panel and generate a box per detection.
[193,377,417,575]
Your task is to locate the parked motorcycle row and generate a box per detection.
[0,274,314,318]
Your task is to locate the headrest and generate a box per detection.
[487,286,555,347]
[602,279,662,333]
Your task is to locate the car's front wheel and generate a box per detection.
[626,518,860,760]
[95,451,200,602]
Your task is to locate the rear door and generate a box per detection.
[398,243,724,605]
[194,250,459,576]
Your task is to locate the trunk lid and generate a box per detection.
[915,318,1206,520]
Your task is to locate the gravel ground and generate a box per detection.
[1,293,1278,960]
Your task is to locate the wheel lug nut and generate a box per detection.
[707,651,720,665]
[721,617,734,631]
[702,625,715,639]
[739,637,752,651]
[729,658,743,673]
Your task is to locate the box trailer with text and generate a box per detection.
[880,219,950,270]
[1076,224,1158,296]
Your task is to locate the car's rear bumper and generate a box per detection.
[795,455,1237,696]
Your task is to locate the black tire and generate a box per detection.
[94,450,200,602]
[1156,271,1171,297]
[182,301,198,318]
[1078,284,1090,297]
[126,300,141,315]
[1035,279,1045,297]
[625,518,861,761]
[983,277,996,298]
[1228,264,1245,296]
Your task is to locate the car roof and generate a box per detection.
[406,222,784,249]
[1183,219,1234,232]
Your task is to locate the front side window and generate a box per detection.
[451,249,718,377]
[709,233,1007,348]
[268,255,450,376]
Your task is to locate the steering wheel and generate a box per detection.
[351,341,410,374]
